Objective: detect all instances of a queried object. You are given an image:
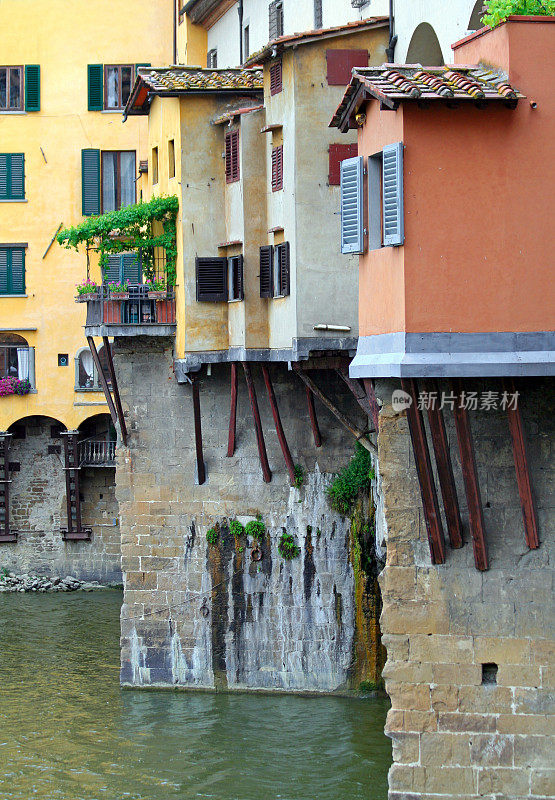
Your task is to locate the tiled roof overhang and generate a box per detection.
[212,104,264,125]
[124,66,264,119]
[330,65,524,131]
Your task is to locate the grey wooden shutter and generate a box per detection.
[81,149,100,216]
[9,154,25,199]
[196,257,228,301]
[25,65,40,111]
[121,252,141,284]
[88,65,103,111]
[269,1,283,40]
[103,255,121,283]
[10,248,25,294]
[259,245,273,297]
[277,242,290,296]
[0,249,8,294]
[340,155,364,254]
[382,142,404,246]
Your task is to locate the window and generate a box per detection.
[101,151,136,211]
[104,65,134,110]
[271,145,283,192]
[0,153,25,199]
[269,1,284,40]
[326,50,369,85]
[0,246,25,295]
[0,67,23,110]
[0,334,30,382]
[328,143,357,186]
[259,243,289,298]
[225,130,240,183]
[244,25,250,61]
[196,255,245,302]
[269,60,282,96]
[207,49,218,69]
[76,346,111,390]
[152,146,158,185]
[228,255,244,301]
[168,139,175,179]
[314,0,323,29]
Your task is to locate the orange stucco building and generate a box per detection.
[332,16,554,377]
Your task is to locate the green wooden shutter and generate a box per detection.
[103,255,121,283]
[121,252,141,284]
[0,250,8,294]
[9,154,25,199]
[10,248,25,294]
[0,155,8,200]
[81,149,100,216]
[88,64,103,111]
[135,63,151,70]
[25,65,40,111]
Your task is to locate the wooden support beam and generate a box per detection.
[262,365,296,485]
[306,386,322,447]
[362,379,380,432]
[87,336,118,429]
[0,433,16,543]
[294,367,376,454]
[423,378,464,550]
[242,362,271,482]
[102,336,128,446]
[191,377,206,485]
[503,378,539,549]
[401,378,446,565]
[336,370,377,430]
[227,362,238,457]
[61,431,90,540]
[451,379,488,571]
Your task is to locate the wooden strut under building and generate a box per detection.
[227,362,238,457]
[0,433,17,543]
[61,431,91,541]
[262,364,296,485]
[242,362,272,482]
[86,336,128,446]
[191,376,206,486]
[305,386,322,447]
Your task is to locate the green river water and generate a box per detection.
[0,590,391,800]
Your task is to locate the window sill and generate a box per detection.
[228,298,244,304]
[74,387,102,393]
[0,110,26,115]
[0,199,27,203]
[101,109,125,114]
[0,294,28,298]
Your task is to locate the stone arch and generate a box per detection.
[406,22,444,66]
[77,412,115,442]
[468,1,486,31]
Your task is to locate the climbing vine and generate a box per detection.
[56,195,179,286]
[482,0,554,26]
[327,444,374,516]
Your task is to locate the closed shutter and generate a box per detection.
[271,145,283,192]
[225,130,239,183]
[259,245,273,298]
[328,143,357,186]
[232,254,244,300]
[0,250,8,294]
[0,154,25,200]
[82,149,100,216]
[326,50,369,86]
[0,155,6,199]
[382,142,404,247]
[10,248,25,294]
[25,65,40,111]
[277,241,290,296]
[121,252,141,284]
[196,256,228,301]
[88,64,104,111]
[269,60,282,95]
[340,155,364,254]
[103,255,121,284]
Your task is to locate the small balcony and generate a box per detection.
[78,437,116,467]
[83,285,176,337]
[0,345,36,395]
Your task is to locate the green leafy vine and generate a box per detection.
[482,0,554,27]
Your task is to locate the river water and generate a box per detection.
[0,591,391,800]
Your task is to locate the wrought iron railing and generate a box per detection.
[78,438,116,467]
[85,285,176,327]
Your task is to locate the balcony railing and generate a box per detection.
[84,285,176,330]
[0,346,36,392]
[78,438,116,467]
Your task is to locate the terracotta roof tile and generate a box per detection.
[212,104,264,125]
[140,66,263,93]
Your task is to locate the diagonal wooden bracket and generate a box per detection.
[0,432,17,543]
[262,365,296,485]
[102,336,128,445]
[227,362,238,457]
[242,362,271,482]
[191,376,206,485]
[305,386,322,447]
[336,369,377,431]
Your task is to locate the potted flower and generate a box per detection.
[107,280,129,300]
[145,277,167,300]
[75,279,99,302]
[0,377,31,396]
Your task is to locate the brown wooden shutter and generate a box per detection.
[326,49,368,86]
[196,257,228,301]
[328,143,358,185]
[277,241,290,296]
[271,145,283,192]
[269,60,282,95]
[259,246,273,298]
[225,130,239,183]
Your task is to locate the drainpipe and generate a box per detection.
[238,0,244,64]
[386,0,397,63]
[173,0,178,64]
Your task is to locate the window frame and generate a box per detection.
[151,146,159,185]
[75,345,111,391]
[0,66,24,111]
[207,49,218,69]
[100,150,136,213]
[103,64,135,111]
[168,139,175,179]
[228,255,244,302]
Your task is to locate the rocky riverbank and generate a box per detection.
[0,572,120,593]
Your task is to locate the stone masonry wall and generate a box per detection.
[3,416,120,582]
[375,378,554,800]
[114,338,382,692]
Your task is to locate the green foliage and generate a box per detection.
[245,517,265,540]
[293,464,304,488]
[358,679,384,693]
[327,444,375,516]
[57,195,179,286]
[206,527,218,546]
[277,532,300,560]
[482,0,554,26]
[229,520,245,539]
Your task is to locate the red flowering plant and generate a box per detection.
[0,377,32,397]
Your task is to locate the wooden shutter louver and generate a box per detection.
[103,255,121,283]
[277,241,290,296]
[196,257,228,301]
[269,60,282,96]
[340,155,364,254]
[232,255,244,300]
[0,250,8,294]
[0,154,24,200]
[271,145,283,192]
[25,65,40,111]
[225,130,239,183]
[0,156,7,199]
[382,142,404,247]
[88,64,104,111]
[259,245,273,298]
[121,253,141,284]
[10,249,25,294]
[81,149,100,216]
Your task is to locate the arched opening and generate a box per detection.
[468,1,486,31]
[0,333,30,381]
[406,23,444,66]
[75,345,111,390]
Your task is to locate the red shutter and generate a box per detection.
[271,145,283,192]
[326,49,368,86]
[225,130,239,183]
[328,143,358,186]
[269,60,282,96]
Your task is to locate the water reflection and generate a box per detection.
[0,592,390,800]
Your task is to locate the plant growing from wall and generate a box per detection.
[57,195,179,286]
[327,443,375,516]
[277,532,300,560]
[245,517,265,541]
[229,520,245,539]
[293,464,304,488]
[206,527,219,546]
[482,0,554,26]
